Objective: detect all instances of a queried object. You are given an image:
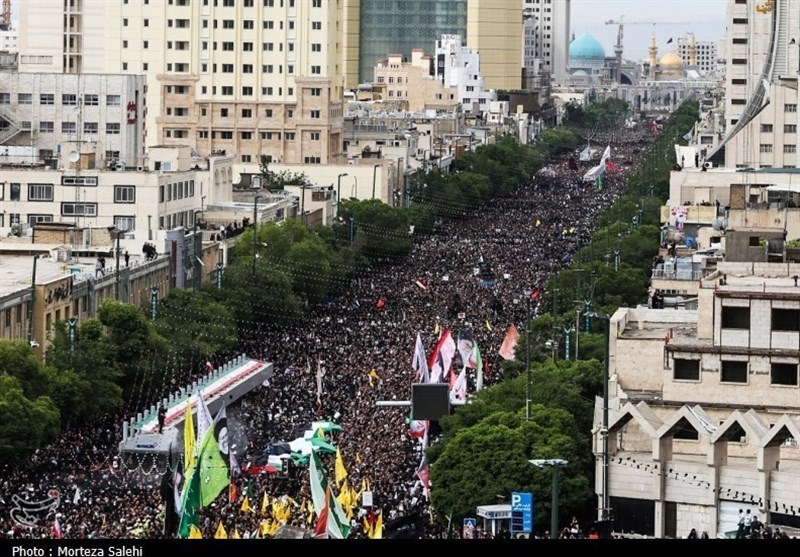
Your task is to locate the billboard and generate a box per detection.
[511,492,533,534]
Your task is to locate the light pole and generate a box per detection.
[252,194,264,275]
[371,163,380,200]
[107,225,128,300]
[337,172,348,207]
[586,311,611,523]
[530,459,568,539]
[525,292,532,421]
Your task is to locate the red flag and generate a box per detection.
[416,455,431,498]
[52,516,62,539]
[414,278,429,290]
[314,484,331,538]
[530,288,542,302]
[229,481,238,503]
[376,299,385,309]
[605,159,615,172]
[498,324,520,360]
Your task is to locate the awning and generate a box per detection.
[766,184,800,193]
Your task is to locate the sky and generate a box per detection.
[571,0,728,61]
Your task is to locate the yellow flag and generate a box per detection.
[300,499,307,514]
[261,492,269,515]
[334,448,348,487]
[307,502,315,525]
[485,320,493,332]
[373,512,383,539]
[434,323,440,335]
[316,428,326,439]
[259,519,271,537]
[269,520,281,536]
[349,485,359,508]
[286,495,299,508]
[188,525,203,539]
[337,479,350,509]
[355,452,362,465]
[232,529,241,539]
[214,522,228,539]
[241,494,252,513]
[183,399,195,475]
[536,219,541,227]
[363,517,373,538]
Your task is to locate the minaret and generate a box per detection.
[648,33,658,78]
[688,33,698,67]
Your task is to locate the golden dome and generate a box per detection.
[660,52,683,68]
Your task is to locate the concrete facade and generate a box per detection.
[17,0,345,165]
[599,263,800,537]
[467,0,523,91]
[523,0,571,86]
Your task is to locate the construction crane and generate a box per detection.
[604,16,691,83]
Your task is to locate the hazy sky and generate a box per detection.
[571,0,728,60]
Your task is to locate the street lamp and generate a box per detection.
[337,172,348,206]
[107,225,128,300]
[252,195,264,275]
[585,311,611,523]
[530,459,568,539]
[371,163,380,200]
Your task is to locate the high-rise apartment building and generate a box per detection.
[677,33,718,76]
[708,0,800,169]
[523,0,571,86]
[467,0,522,91]
[17,0,345,166]
[356,0,467,85]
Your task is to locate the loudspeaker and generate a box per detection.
[411,383,450,421]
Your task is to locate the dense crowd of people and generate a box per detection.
[0,123,655,540]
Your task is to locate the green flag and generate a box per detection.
[198,407,231,507]
[178,461,201,538]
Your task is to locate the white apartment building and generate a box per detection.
[0,72,145,167]
[0,20,17,53]
[522,0,571,86]
[677,34,718,76]
[708,0,800,169]
[0,145,233,242]
[18,0,345,165]
[434,35,496,115]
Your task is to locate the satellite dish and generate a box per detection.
[68,151,80,163]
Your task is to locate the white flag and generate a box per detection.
[195,390,213,450]
[449,368,468,405]
[412,333,429,383]
[316,358,324,403]
[73,486,81,505]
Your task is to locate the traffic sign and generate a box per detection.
[511,492,533,534]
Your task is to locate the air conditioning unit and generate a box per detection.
[703,161,715,169]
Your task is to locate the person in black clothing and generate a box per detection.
[157,405,167,434]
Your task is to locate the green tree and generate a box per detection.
[97,300,169,395]
[259,156,308,190]
[0,374,60,462]
[46,319,124,427]
[430,407,591,530]
[154,289,238,365]
[0,340,51,398]
[220,260,302,328]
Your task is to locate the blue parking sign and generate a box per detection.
[511,492,533,534]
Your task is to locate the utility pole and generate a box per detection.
[252,195,264,275]
[530,459,568,540]
[26,255,37,346]
[587,312,611,523]
[551,289,558,361]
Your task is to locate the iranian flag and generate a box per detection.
[309,451,350,539]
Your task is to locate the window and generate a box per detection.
[242,108,252,118]
[759,144,773,153]
[27,214,53,226]
[264,20,274,29]
[786,124,797,133]
[310,43,321,53]
[222,86,233,95]
[84,95,99,106]
[222,42,234,51]
[106,123,121,135]
[241,154,252,163]
[39,121,54,133]
[761,124,773,133]
[61,202,97,217]
[310,132,320,141]
[312,0,321,7]
[785,145,796,154]
[62,122,76,134]
[28,184,53,201]
[220,108,229,117]
[114,185,136,203]
[285,132,295,140]
[222,64,234,73]
[304,156,321,164]
[62,94,77,105]
[84,122,98,134]
[311,66,321,75]
[721,306,750,329]
[673,359,700,381]
[771,363,798,386]
[18,93,32,104]
[243,64,253,73]
[310,110,320,119]
[263,64,274,73]
[241,131,252,140]
[220,131,233,139]
[243,42,253,51]
[312,21,321,30]
[786,104,797,113]
[242,86,253,96]
[772,308,800,331]
[310,87,321,96]
[721,360,748,383]
[265,109,273,117]
[749,236,763,247]
[107,95,121,106]
[243,20,254,29]
[263,42,274,51]
[40,93,54,105]
[105,150,120,161]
